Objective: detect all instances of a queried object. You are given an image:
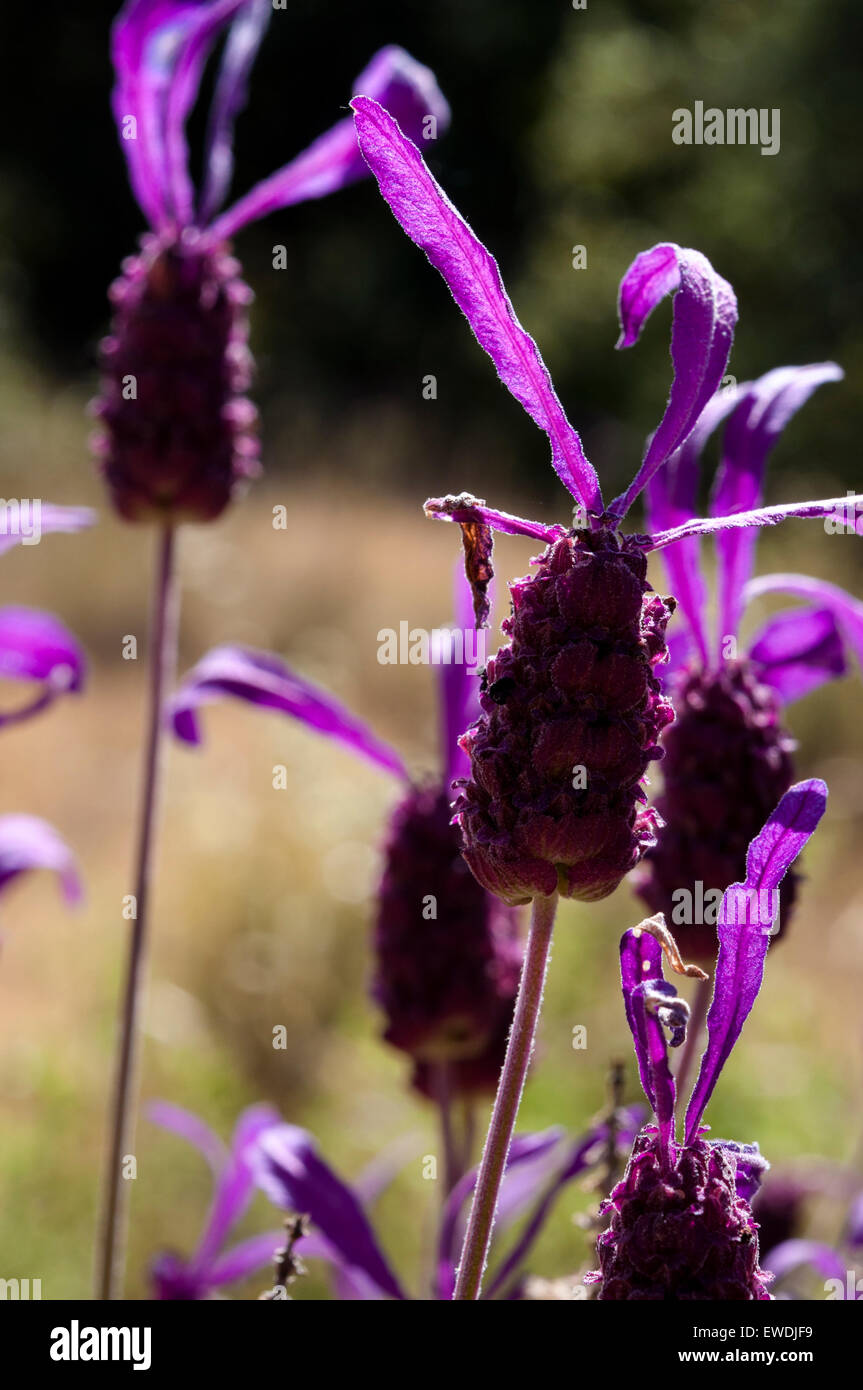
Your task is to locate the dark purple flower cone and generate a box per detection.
[372,784,522,1070]
[454,529,674,907]
[93,230,260,523]
[590,1128,772,1300]
[636,661,796,959]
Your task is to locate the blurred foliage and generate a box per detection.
[1,0,861,509]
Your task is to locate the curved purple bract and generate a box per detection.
[148,1101,284,1299]
[169,643,408,780]
[352,96,602,514]
[611,244,737,519]
[684,779,828,1144]
[253,1123,407,1301]
[0,815,82,906]
[710,364,843,644]
[748,606,847,704]
[0,607,86,729]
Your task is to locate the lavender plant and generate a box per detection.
[348,95,861,1298]
[591,780,826,1298]
[92,0,449,1299]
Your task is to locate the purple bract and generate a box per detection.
[637,364,861,954]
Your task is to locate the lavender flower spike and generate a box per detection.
[591,780,826,1300]
[352,96,860,913]
[95,2,450,522]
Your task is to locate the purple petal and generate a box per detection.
[0,503,95,556]
[206,1230,283,1289]
[685,779,828,1143]
[111,0,244,228]
[619,928,677,1151]
[351,96,602,512]
[195,1105,282,1268]
[0,815,82,906]
[148,1100,230,1176]
[110,0,178,227]
[763,1239,848,1285]
[749,607,847,704]
[253,1124,406,1300]
[0,608,86,729]
[611,244,737,519]
[746,573,863,679]
[710,364,843,644]
[210,47,450,239]
[169,644,407,780]
[647,389,741,664]
[709,1140,770,1202]
[645,495,863,551]
[494,1129,570,1231]
[198,0,272,223]
[223,1228,383,1299]
[163,0,245,227]
[437,1130,564,1301]
[436,560,486,787]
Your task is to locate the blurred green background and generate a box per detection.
[0,0,861,1298]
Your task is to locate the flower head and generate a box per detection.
[349,96,859,910]
[94,1,450,522]
[589,779,827,1299]
[169,570,522,1097]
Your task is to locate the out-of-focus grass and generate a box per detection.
[1,357,862,1299]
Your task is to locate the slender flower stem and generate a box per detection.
[453,890,558,1301]
[675,975,711,1102]
[434,1061,460,1197]
[96,525,180,1301]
